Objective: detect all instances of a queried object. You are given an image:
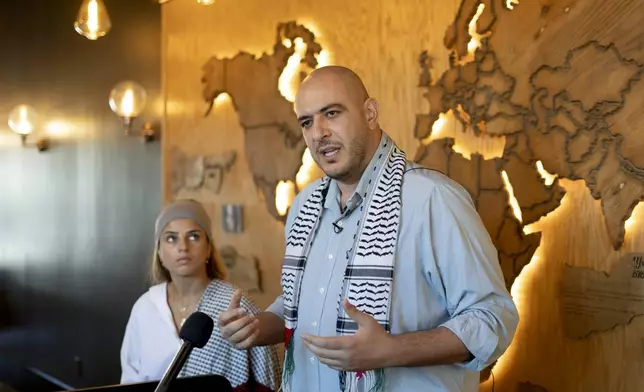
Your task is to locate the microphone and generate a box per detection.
[154,311,214,392]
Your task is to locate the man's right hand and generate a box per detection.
[219,289,260,349]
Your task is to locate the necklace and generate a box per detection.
[169,284,202,328]
[179,303,196,327]
[176,293,201,327]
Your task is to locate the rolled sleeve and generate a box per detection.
[266,294,285,319]
[426,182,519,371]
[440,301,510,370]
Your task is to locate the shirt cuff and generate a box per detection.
[440,312,499,371]
[265,296,284,320]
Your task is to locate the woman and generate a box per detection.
[120,199,281,391]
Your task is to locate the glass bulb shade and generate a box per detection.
[8,105,39,135]
[109,81,147,119]
[74,0,112,40]
[198,0,216,4]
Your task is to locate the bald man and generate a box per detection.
[219,66,519,392]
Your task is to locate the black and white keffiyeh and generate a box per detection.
[281,133,406,392]
[180,280,282,391]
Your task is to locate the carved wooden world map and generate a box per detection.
[201,22,322,220]
[416,0,644,290]
[199,0,644,292]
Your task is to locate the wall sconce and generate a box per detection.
[108,81,157,142]
[74,0,111,40]
[8,105,50,152]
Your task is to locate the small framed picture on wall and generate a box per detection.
[222,204,243,233]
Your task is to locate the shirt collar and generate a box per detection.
[324,132,390,212]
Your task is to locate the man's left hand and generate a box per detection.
[302,300,393,371]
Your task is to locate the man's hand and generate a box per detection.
[218,289,260,349]
[302,300,393,371]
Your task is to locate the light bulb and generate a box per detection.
[8,105,38,136]
[109,81,147,132]
[74,0,112,40]
[109,81,147,118]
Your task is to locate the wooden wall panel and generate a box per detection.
[161,0,462,310]
[162,1,644,391]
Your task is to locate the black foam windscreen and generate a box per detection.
[178,311,214,348]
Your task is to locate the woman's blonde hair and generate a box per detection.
[149,238,227,284]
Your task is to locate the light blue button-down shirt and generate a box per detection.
[268,135,519,392]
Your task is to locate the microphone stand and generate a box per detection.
[153,341,193,392]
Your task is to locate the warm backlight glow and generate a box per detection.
[453,3,487,65]
[214,92,231,107]
[523,180,573,235]
[421,111,506,160]
[625,215,636,231]
[536,160,556,186]
[467,4,485,55]
[433,113,447,133]
[506,0,520,10]
[486,188,575,387]
[274,28,332,216]
[197,0,215,4]
[295,148,317,190]
[624,202,643,236]
[277,22,333,104]
[481,249,542,387]
[296,22,333,67]
[501,170,523,222]
[316,50,332,67]
[485,179,641,388]
[276,180,296,216]
[278,38,307,103]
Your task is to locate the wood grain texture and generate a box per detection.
[483,181,644,392]
[431,0,644,251]
[162,0,644,391]
[199,21,321,221]
[561,253,644,339]
[425,1,644,390]
[161,0,461,309]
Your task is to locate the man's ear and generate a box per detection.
[364,98,380,129]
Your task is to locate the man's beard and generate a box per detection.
[320,138,366,183]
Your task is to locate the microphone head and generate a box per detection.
[179,311,214,348]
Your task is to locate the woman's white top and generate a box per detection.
[120,282,183,383]
[119,280,281,389]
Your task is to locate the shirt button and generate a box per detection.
[337,221,343,227]
[312,321,317,327]
[310,357,315,363]
[319,287,325,294]
[328,254,333,259]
